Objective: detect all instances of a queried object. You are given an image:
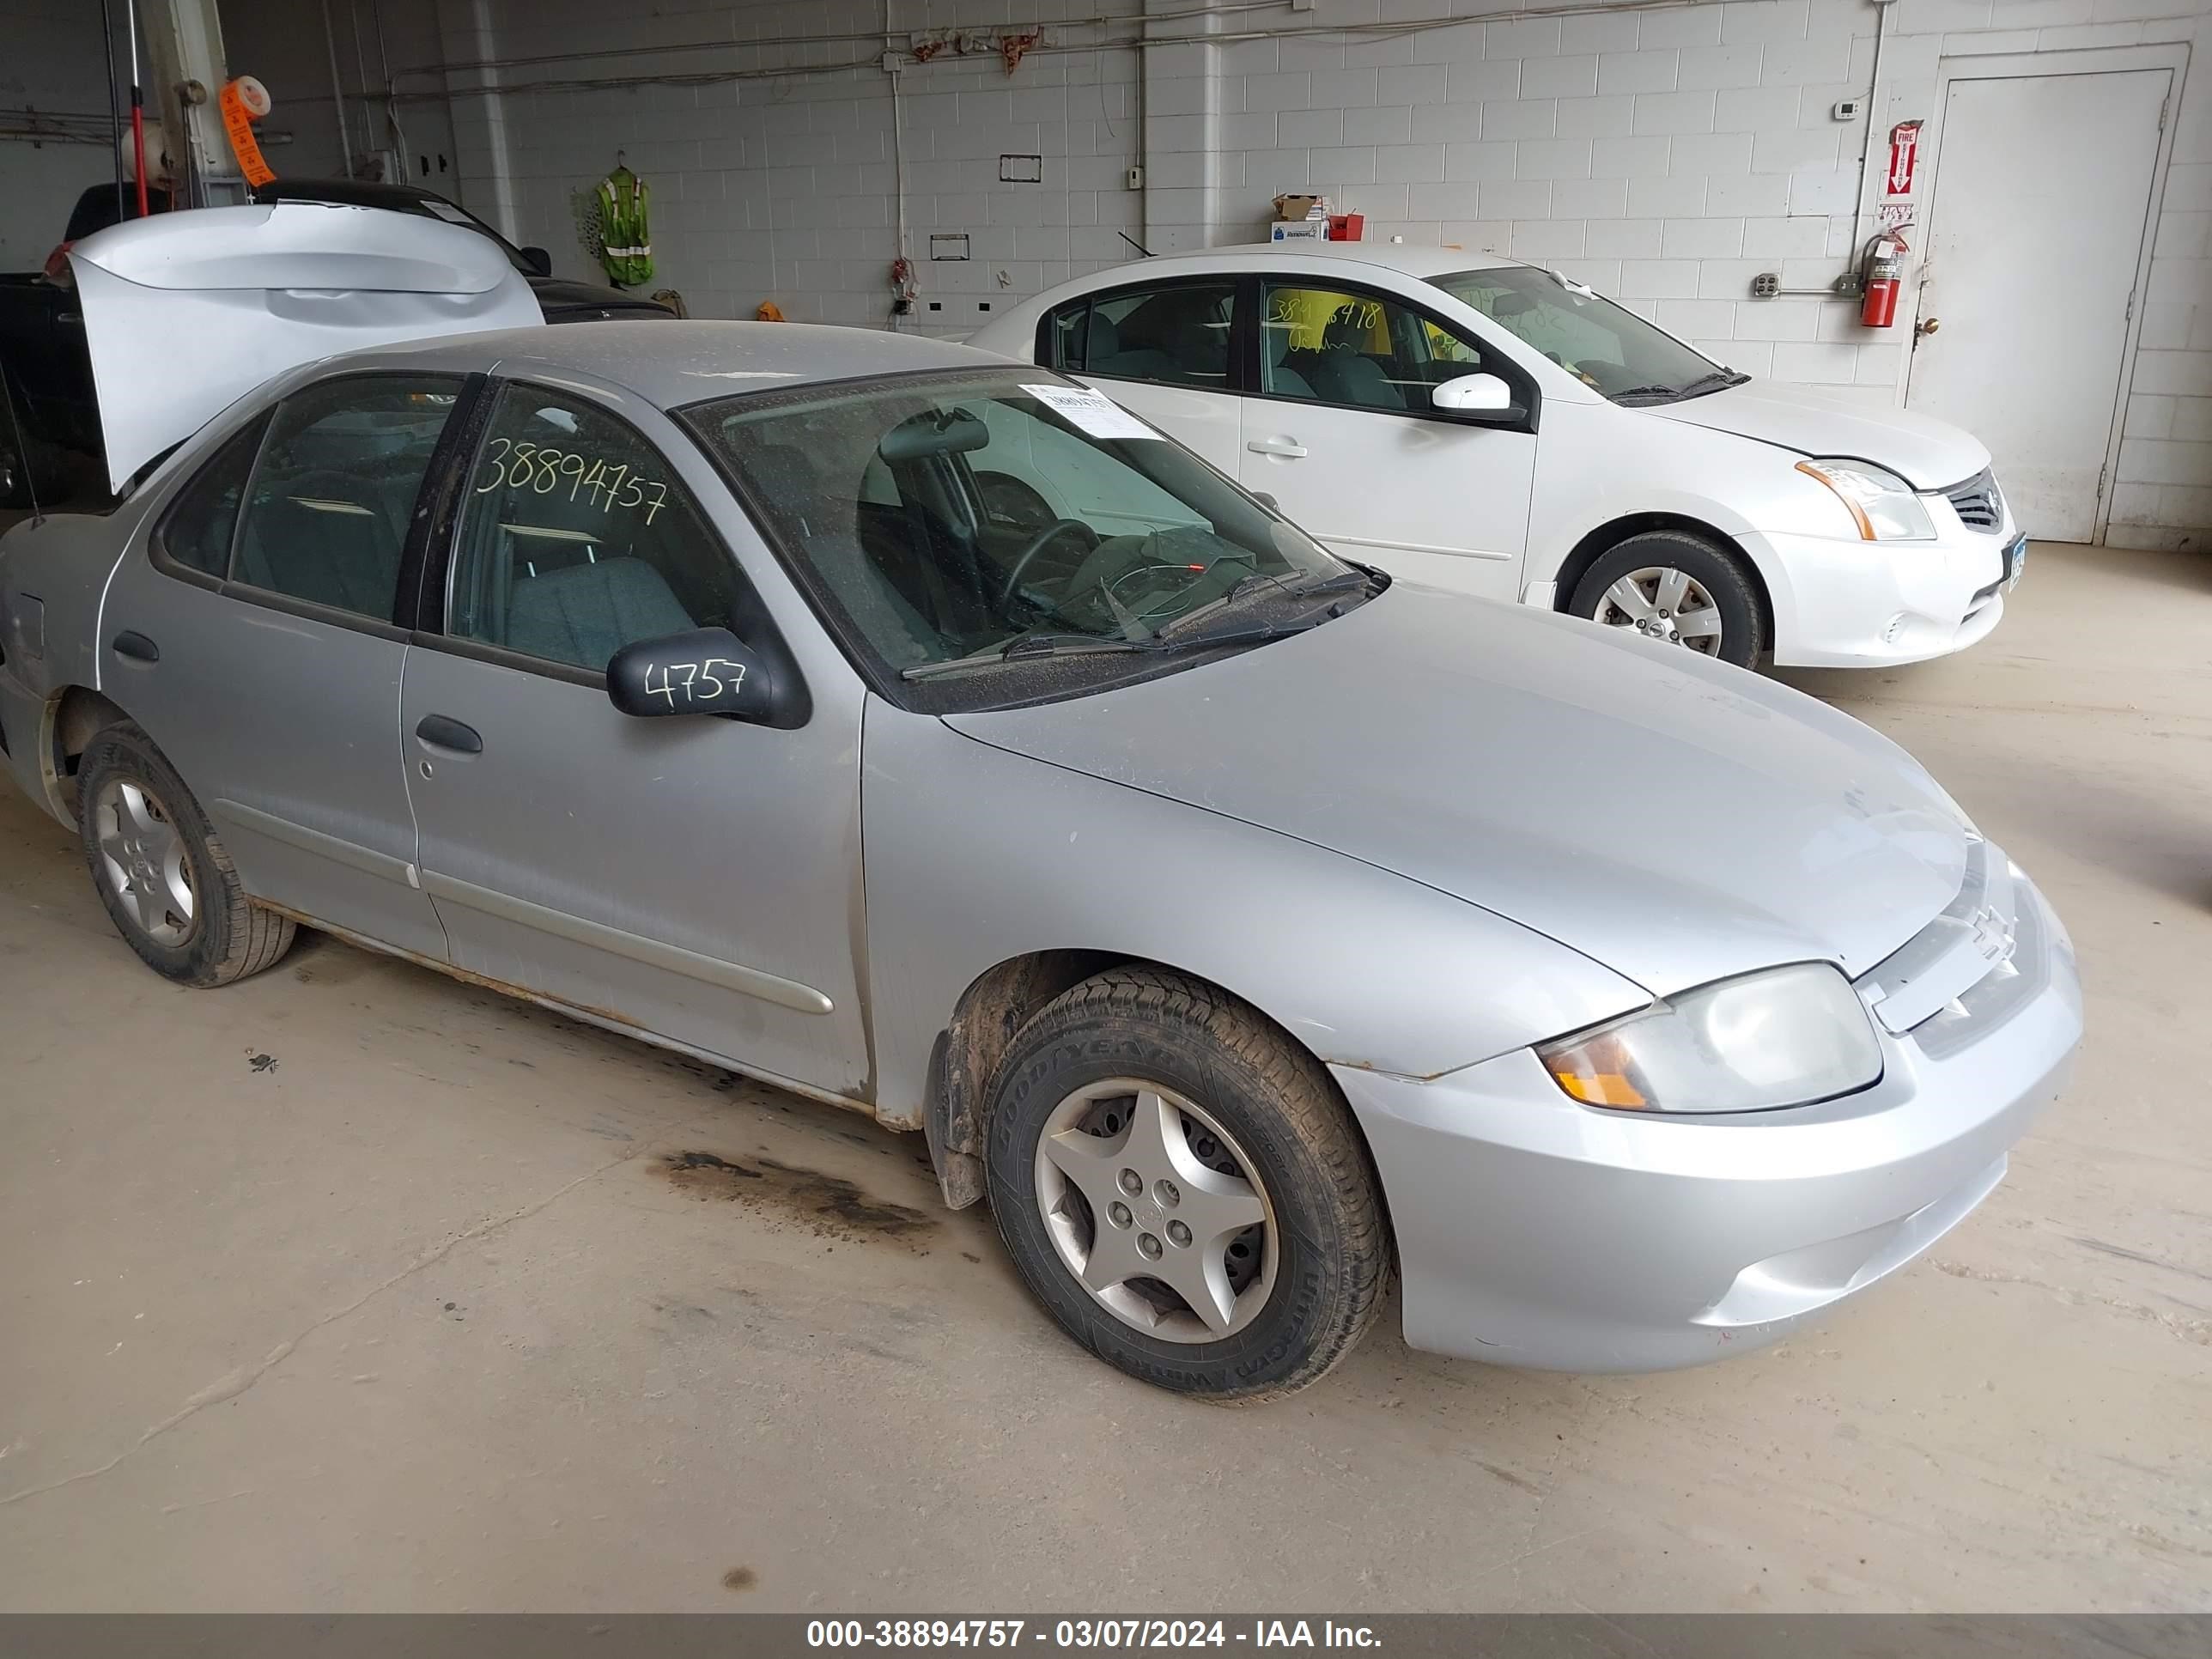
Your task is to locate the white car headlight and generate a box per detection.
[1797,458,1936,542]
[1536,963,1883,1115]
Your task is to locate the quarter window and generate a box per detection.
[1259,283,1497,416]
[232,375,462,619]
[157,416,267,579]
[1047,282,1237,391]
[447,386,751,673]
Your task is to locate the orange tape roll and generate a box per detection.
[220,76,275,188]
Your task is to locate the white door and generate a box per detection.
[1239,278,1535,599]
[1906,68,2169,543]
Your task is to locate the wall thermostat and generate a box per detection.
[1832,99,1863,121]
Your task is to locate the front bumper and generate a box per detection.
[1751,494,2020,669]
[1336,872,2080,1373]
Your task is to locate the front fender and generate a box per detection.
[860,699,1647,1130]
[1529,402,1857,620]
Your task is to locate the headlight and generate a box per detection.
[1797,458,1936,541]
[1536,963,1882,1115]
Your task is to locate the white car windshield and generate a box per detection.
[1430,266,1742,404]
[684,370,1360,690]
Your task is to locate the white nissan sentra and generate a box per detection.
[1,206,2078,1402]
[969,244,2023,671]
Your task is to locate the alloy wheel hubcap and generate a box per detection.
[94,779,196,947]
[1592,566,1724,656]
[1032,1079,1276,1343]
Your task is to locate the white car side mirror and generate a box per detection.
[1431,372,1516,414]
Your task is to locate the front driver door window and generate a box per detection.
[97,374,465,960]
[398,381,868,1099]
[1044,278,1243,476]
[1240,281,1536,599]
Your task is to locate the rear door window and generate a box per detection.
[1045,281,1239,392]
[231,376,463,620]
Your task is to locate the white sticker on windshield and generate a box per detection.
[424,200,474,224]
[1020,384,1161,441]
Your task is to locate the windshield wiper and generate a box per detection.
[1156,568,1372,640]
[1616,369,1748,405]
[1675,368,1751,398]
[899,632,1152,682]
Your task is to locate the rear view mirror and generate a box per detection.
[520,246,555,278]
[879,409,990,463]
[606,627,781,722]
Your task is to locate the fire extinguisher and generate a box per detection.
[1858,232,1908,328]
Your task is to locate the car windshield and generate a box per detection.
[682,369,1358,696]
[1430,266,1738,404]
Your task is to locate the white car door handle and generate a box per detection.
[1247,437,1308,458]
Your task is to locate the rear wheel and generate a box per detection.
[985,966,1388,1402]
[1568,529,1765,669]
[76,722,295,987]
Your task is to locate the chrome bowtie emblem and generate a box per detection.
[1969,905,2014,963]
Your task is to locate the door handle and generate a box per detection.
[1917,316,1941,337]
[415,714,483,755]
[1246,437,1308,458]
[111,630,160,663]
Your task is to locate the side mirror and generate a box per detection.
[606,627,781,722]
[520,246,554,278]
[1431,372,1516,415]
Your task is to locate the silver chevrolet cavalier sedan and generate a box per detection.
[0,226,2081,1399]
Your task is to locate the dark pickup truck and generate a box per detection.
[1,179,672,505]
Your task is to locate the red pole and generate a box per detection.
[131,92,149,217]
[126,0,148,216]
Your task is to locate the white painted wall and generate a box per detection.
[218,0,2212,545]
[0,0,123,270]
[221,0,459,189]
[7,0,2203,536]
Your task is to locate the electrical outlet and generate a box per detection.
[1125,165,1144,190]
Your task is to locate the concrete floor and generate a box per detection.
[0,541,2206,1613]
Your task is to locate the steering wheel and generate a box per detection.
[997,518,1099,606]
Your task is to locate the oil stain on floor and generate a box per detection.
[665,1150,938,1250]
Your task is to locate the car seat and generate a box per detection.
[504,557,696,670]
[1308,310,1405,410]
[752,440,946,668]
[1261,323,1317,399]
[234,468,404,616]
[1077,310,1176,381]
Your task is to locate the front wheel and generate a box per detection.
[985,966,1389,1402]
[1567,530,1766,669]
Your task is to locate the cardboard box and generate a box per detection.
[1272,193,1326,222]
[1270,220,1329,243]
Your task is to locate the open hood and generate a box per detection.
[69,202,544,493]
[1644,380,1990,490]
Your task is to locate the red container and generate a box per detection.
[1327,213,1364,241]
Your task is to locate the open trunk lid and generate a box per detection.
[69,202,543,493]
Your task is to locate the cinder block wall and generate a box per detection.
[273,0,2212,548]
[0,0,124,270]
